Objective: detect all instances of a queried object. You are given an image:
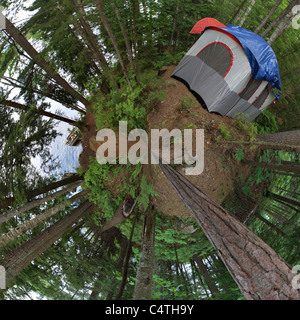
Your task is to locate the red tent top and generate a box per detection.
[190,18,226,34]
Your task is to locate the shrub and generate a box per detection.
[92,71,165,132]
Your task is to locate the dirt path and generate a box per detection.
[147,66,254,219]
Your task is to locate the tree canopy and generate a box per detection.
[0,0,299,301]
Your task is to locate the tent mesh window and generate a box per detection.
[197,42,233,78]
[253,85,269,109]
[239,78,262,101]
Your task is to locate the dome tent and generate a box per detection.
[172,18,282,122]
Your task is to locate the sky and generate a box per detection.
[3,3,83,178]
[47,107,83,177]
[31,110,83,178]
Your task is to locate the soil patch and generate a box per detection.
[146,66,253,219]
[79,65,256,220]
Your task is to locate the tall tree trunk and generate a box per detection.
[1,99,79,126]
[190,259,198,294]
[239,0,256,27]
[242,160,300,175]
[255,212,286,237]
[268,8,294,45]
[261,0,298,37]
[4,18,89,107]
[229,0,248,24]
[112,2,139,83]
[0,76,86,114]
[0,181,82,225]
[267,191,300,208]
[255,0,283,33]
[274,171,300,178]
[193,254,219,296]
[0,190,89,249]
[276,186,300,199]
[181,262,191,298]
[264,207,289,224]
[95,0,132,88]
[89,286,101,301]
[0,201,94,286]
[130,0,141,82]
[168,4,179,52]
[115,212,139,300]
[269,198,300,214]
[54,3,103,80]
[69,0,118,89]
[132,206,156,300]
[0,174,84,210]
[221,130,300,152]
[159,162,300,300]
[174,245,189,298]
[191,259,210,297]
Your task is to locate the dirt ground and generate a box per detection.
[79,65,256,220]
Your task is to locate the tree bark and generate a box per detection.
[267,191,300,208]
[159,162,300,300]
[89,286,100,300]
[229,0,248,24]
[239,0,256,27]
[132,206,156,300]
[0,76,86,114]
[242,160,300,175]
[0,174,84,210]
[174,245,189,298]
[255,0,283,34]
[264,207,289,224]
[69,0,117,87]
[0,190,89,249]
[0,201,94,286]
[168,4,179,52]
[1,99,79,126]
[261,0,298,37]
[100,202,124,233]
[115,212,139,300]
[193,254,219,296]
[112,2,139,83]
[95,0,132,88]
[4,18,89,107]
[0,181,82,225]
[269,198,299,214]
[274,171,300,178]
[255,212,286,237]
[221,130,300,152]
[268,8,294,45]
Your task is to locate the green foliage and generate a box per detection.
[91,71,164,131]
[254,109,279,134]
[233,149,245,162]
[84,161,122,222]
[137,174,158,211]
[241,185,251,195]
[152,51,186,69]
[0,102,59,203]
[234,113,258,142]
[217,123,232,141]
[178,96,194,113]
[152,274,184,299]
[84,159,157,227]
